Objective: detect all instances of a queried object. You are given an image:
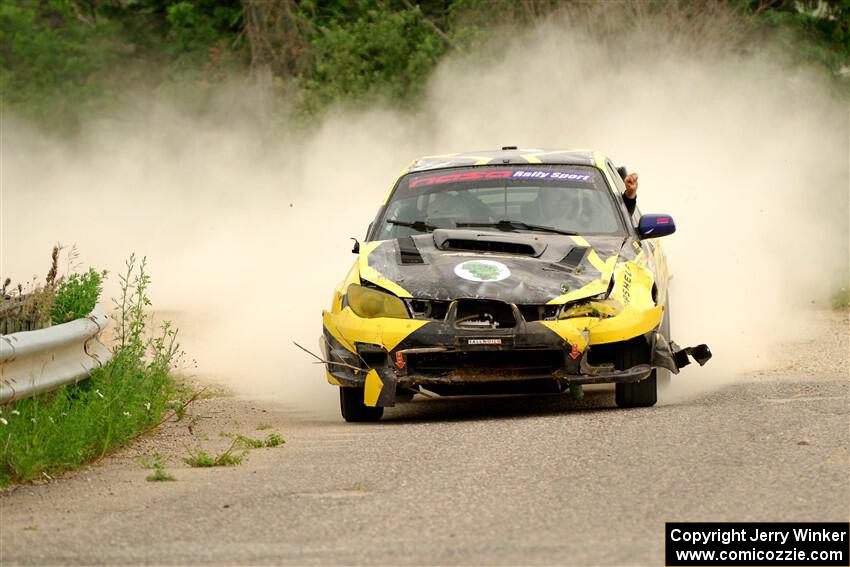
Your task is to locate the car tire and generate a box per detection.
[615,338,657,408]
[339,387,384,422]
[657,296,672,390]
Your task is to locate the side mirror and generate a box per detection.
[351,238,360,254]
[637,214,676,239]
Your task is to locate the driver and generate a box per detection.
[622,172,638,214]
[532,187,585,228]
[526,169,640,227]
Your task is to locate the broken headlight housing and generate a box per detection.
[559,298,623,319]
[346,284,409,319]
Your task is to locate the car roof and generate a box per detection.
[407,148,598,173]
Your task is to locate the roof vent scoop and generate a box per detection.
[501,145,518,150]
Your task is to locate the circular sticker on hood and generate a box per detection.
[454,260,511,282]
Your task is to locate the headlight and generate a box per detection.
[347,284,409,319]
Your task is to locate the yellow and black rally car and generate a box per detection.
[321,147,711,421]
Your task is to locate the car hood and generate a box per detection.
[360,229,627,304]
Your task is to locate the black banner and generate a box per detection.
[666,523,849,566]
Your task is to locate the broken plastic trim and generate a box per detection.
[650,333,712,374]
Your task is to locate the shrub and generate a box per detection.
[51,268,106,324]
[0,255,185,485]
[298,5,447,113]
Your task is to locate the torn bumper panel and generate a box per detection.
[650,332,713,375]
[322,304,711,407]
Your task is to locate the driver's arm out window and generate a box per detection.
[606,161,639,225]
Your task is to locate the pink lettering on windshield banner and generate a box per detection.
[409,170,513,188]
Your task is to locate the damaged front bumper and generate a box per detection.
[650,332,713,374]
[321,305,711,407]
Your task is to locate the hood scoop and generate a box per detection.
[397,236,425,264]
[432,229,546,257]
[557,246,589,270]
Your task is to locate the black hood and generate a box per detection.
[362,229,627,304]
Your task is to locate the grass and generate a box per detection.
[233,432,285,448]
[264,433,285,447]
[0,245,105,333]
[1,250,287,485]
[183,431,285,468]
[184,439,245,467]
[142,453,176,482]
[183,450,219,467]
[233,434,264,449]
[0,248,59,333]
[147,468,176,482]
[0,255,191,486]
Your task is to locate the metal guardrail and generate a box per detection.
[0,305,112,403]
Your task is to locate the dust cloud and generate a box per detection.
[2,11,847,414]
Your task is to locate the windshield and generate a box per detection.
[373,165,624,240]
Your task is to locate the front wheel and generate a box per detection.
[340,387,384,422]
[615,371,658,407]
[656,296,672,390]
[614,337,657,408]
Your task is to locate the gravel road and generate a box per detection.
[1,311,847,566]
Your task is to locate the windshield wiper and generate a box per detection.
[387,219,438,233]
[456,220,578,236]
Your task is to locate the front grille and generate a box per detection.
[406,349,564,376]
[406,299,450,321]
[517,304,560,322]
[455,299,516,329]
[442,239,536,256]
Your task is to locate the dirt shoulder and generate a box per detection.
[747,309,848,381]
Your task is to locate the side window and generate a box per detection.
[606,160,641,226]
[606,161,627,193]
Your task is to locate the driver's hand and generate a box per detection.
[624,173,638,198]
